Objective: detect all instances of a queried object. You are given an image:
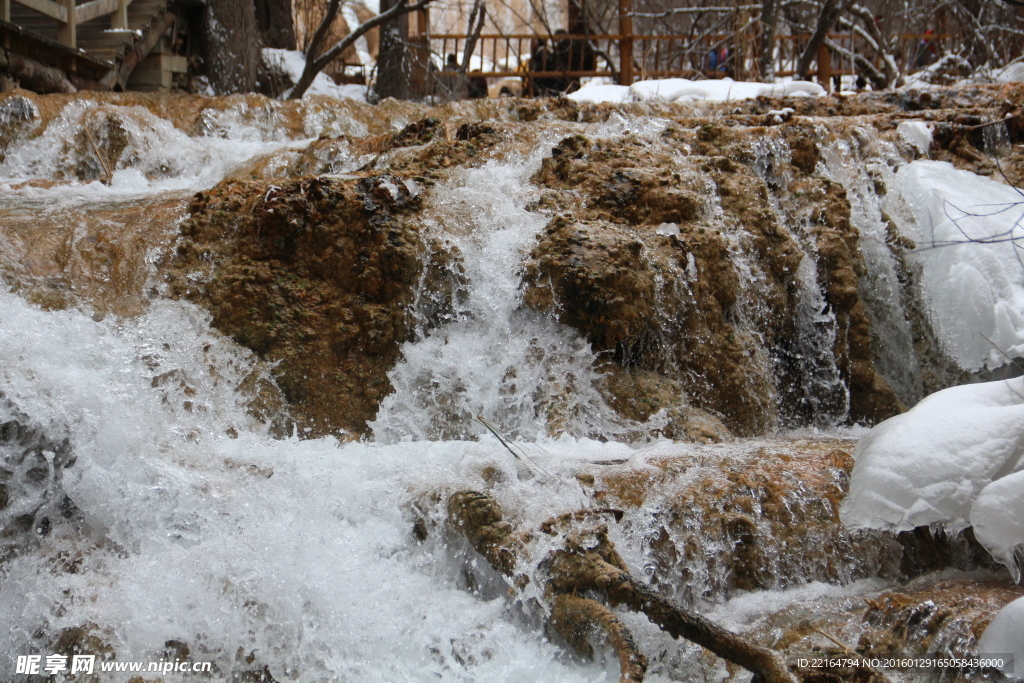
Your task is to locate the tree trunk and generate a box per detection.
[795,0,844,81]
[758,0,779,81]
[254,0,296,50]
[201,0,262,94]
[372,0,412,101]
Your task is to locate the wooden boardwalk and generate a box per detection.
[1,0,183,90]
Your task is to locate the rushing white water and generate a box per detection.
[0,285,629,681]
[2,279,869,682]
[2,95,1014,681]
[371,147,625,443]
[0,101,311,196]
[0,100,643,681]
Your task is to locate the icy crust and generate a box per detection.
[841,377,1024,577]
[979,595,1024,674]
[568,77,825,104]
[886,160,1024,371]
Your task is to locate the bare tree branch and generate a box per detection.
[460,0,488,73]
[448,490,801,683]
[289,0,435,100]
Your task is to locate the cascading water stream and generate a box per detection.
[749,135,849,427]
[371,146,626,443]
[818,129,923,406]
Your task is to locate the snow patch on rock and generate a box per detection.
[896,121,934,154]
[979,595,1024,674]
[841,377,1024,539]
[971,470,1024,582]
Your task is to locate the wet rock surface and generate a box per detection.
[0,196,185,317]
[6,85,1024,437]
[165,174,434,437]
[586,439,904,605]
[755,574,1024,683]
[443,436,1019,682]
[0,401,82,565]
[523,125,903,435]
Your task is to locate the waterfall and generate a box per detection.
[0,94,1010,681]
[818,130,923,406]
[371,146,625,443]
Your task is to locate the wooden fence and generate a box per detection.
[428,30,957,95]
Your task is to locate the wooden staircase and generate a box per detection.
[1,0,184,90]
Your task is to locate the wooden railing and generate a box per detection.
[1,0,133,48]
[428,30,958,94]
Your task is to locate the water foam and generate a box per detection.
[371,147,626,443]
[0,100,310,197]
[0,284,624,681]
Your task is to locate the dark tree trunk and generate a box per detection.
[758,0,779,80]
[795,0,844,81]
[201,0,262,93]
[254,0,296,50]
[372,0,413,101]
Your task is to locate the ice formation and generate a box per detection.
[896,120,934,154]
[568,77,825,104]
[886,160,1024,371]
[979,595,1024,674]
[972,470,1024,581]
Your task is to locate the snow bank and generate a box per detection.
[263,49,368,101]
[996,62,1024,84]
[886,161,1024,371]
[568,83,631,104]
[841,377,1024,541]
[567,77,825,104]
[979,596,1024,675]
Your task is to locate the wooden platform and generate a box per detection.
[1,0,182,90]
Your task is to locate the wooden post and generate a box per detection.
[111,0,127,29]
[567,0,583,35]
[816,40,830,89]
[408,6,430,99]
[1,0,10,24]
[57,0,75,47]
[617,0,632,85]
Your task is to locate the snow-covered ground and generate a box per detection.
[567,77,825,104]
[263,48,369,101]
